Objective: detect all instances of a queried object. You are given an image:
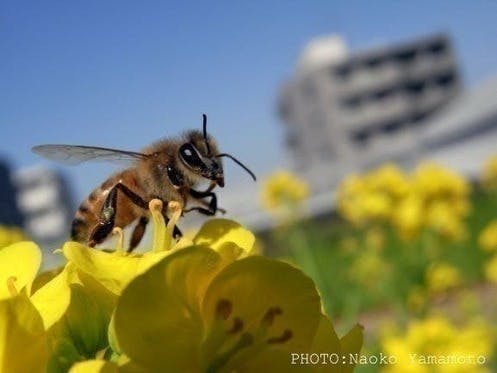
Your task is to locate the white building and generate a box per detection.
[13,166,74,247]
[278,33,461,191]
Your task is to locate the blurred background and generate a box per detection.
[2,1,497,371]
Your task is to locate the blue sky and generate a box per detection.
[2,1,497,200]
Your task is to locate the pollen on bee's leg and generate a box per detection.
[112,227,124,253]
[7,276,18,296]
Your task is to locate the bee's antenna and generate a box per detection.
[215,153,256,181]
[202,114,212,155]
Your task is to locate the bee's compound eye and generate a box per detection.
[166,166,183,187]
[179,143,204,169]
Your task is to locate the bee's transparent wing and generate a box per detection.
[32,144,150,165]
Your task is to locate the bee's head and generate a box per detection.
[178,114,256,187]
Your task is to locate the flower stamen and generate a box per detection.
[207,333,254,373]
[149,199,166,252]
[267,329,293,344]
[7,276,18,296]
[260,306,283,328]
[215,299,233,320]
[166,201,182,244]
[227,317,244,334]
[112,227,124,253]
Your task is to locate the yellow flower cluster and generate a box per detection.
[478,220,497,283]
[348,247,390,288]
[425,262,462,294]
[0,199,362,372]
[478,221,497,283]
[484,255,497,283]
[0,225,27,248]
[478,220,497,252]
[338,162,470,240]
[381,316,494,373]
[261,170,309,212]
[480,155,497,190]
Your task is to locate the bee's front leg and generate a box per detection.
[184,188,226,216]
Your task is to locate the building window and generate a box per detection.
[342,95,362,109]
[435,72,455,88]
[426,41,447,55]
[364,56,383,69]
[394,49,417,65]
[351,128,371,146]
[380,120,403,135]
[410,111,428,126]
[372,88,393,101]
[334,63,352,80]
[404,80,426,95]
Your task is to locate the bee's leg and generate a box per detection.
[185,189,225,216]
[89,186,118,247]
[128,216,149,253]
[89,182,148,248]
[160,204,183,238]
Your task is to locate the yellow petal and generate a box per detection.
[68,359,118,373]
[339,324,364,373]
[307,315,342,373]
[30,266,71,330]
[48,267,116,372]
[201,256,322,370]
[31,266,64,294]
[114,246,225,371]
[63,241,169,295]
[0,241,41,299]
[193,219,255,255]
[0,294,48,372]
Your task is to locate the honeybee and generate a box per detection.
[33,114,256,252]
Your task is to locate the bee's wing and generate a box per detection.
[32,144,150,165]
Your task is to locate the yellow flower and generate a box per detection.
[338,165,409,226]
[365,228,385,251]
[365,164,410,198]
[393,194,423,240]
[413,162,470,199]
[47,265,116,372]
[484,254,497,283]
[425,263,462,294]
[381,316,493,373]
[63,200,255,296]
[261,170,309,213]
[113,246,363,371]
[478,220,497,252]
[480,155,497,190]
[425,202,466,241]
[348,248,389,288]
[0,294,49,373]
[0,242,72,372]
[0,225,28,248]
[0,241,41,300]
[338,162,471,241]
[406,287,427,313]
[0,241,71,330]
